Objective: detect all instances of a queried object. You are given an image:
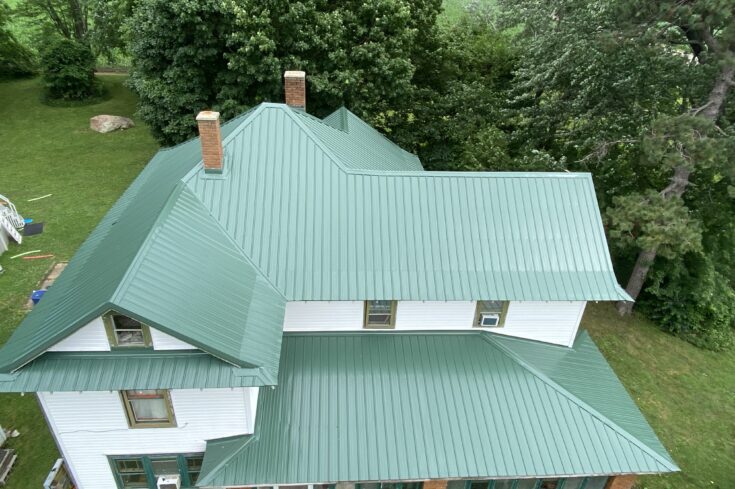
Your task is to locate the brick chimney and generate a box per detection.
[284,71,306,110]
[196,111,223,173]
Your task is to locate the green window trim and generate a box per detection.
[473,301,509,328]
[120,389,177,429]
[103,312,153,349]
[109,453,203,489]
[363,301,397,329]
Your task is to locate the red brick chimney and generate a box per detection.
[284,71,306,110]
[196,111,223,173]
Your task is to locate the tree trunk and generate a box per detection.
[616,248,658,316]
[618,55,733,316]
[700,63,734,121]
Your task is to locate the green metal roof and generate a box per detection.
[188,103,629,302]
[0,102,628,374]
[309,107,424,171]
[0,350,272,392]
[0,114,285,374]
[197,331,677,487]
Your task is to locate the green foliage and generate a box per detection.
[40,38,98,100]
[126,0,442,146]
[607,190,702,258]
[641,254,735,351]
[0,0,35,78]
[641,115,728,173]
[383,16,518,170]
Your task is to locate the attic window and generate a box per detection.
[474,301,508,328]
[364,300,396,329]
[104,313,152,348]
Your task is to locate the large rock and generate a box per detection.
[90,115,135,133]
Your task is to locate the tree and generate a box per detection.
[499,0,735,318]
[14,0,89,41]
[126,0,442,146]
[0,0,35,78]
[611,2,735,315]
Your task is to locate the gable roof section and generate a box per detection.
[491,331,673,463]
[188,104,629,301]
[0,113,285,374]
[311,107,423,171]
[196,331,677,487]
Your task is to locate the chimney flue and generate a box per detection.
[284,71,306,110]
[196,111,223,173]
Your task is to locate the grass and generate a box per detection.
[584,304,735,489]
[0,76,733,489]
[0,75,158,488]
[440,0,497,24]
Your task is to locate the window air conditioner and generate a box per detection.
[157,475,181,489]
[480,313,500,327]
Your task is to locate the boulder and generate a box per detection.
[90,115,135,133]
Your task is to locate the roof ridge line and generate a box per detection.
[108,183,260,369]
[111,181,187,304]
[481,332,678,471]
[276,104,358,176]
[181,180,287,303]
[335,106,421,162]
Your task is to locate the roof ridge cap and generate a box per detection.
[481,332,678,471]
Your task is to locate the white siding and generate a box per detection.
[39,387,257,489]
[493,301,586,347]
[283,300,586,347]
[283,301,364,330]
[394,301,476,329]
[46,317,196,352]
[150,328,196,350]
[48,317,110,352]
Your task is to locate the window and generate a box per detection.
[538,480,561,489]
[579,478,608,489]
[186,455,203,484]
[121,390,176,428]
[364,301,397,329]
[113,459,148,489]
[474,301,508,328]
[110,454,203,489]
[104,313,152,348]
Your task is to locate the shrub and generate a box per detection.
[40,38,97,100]
[640,253,735,351]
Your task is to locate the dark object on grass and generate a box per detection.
[23,222,44,236]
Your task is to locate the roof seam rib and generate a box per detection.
[482,333,677,470]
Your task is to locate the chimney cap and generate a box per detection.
[196,110,220,121]
[284,70,306,79]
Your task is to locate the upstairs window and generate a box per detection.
[364,301,397,329]
[474,301,508,328]
[121,390,176,428]
[104,313,152,348]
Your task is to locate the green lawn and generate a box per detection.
[0,76,733,489]
[0,75,158,488]
[441,0,497,24]
[584,306,735,489]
